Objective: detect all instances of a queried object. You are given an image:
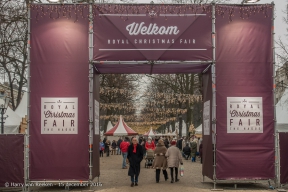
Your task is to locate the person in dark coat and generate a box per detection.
[111,140,117,155]
[105,140,111,157]
[141,138,146,157]
[103,137,107,153]
[176,137,183,151]
[139,137,143,145]
[199,143,203,164]
[127,137,143,187]
[164,138,169,148]
[182,143,191,160]
[117,137,122,155]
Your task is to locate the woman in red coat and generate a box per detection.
[145,137,155,150]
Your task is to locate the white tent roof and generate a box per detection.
[0,99,22,134]
[144,128,156,136]
[276,88,288,132]
[195,124,202,134]
[106,121,113,132]
[15,92,27,118]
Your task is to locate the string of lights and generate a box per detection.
[30,4,273,22]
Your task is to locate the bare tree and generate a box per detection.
[99,74,140,132]
[143,74,203,132]
[0,0,30,110]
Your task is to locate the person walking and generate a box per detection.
[139,137,143,145]
[111,140,117,155]
[165,140,183,183]
[117,137,123,155]
[154,136,159,145]
[182,143,191,160]
[105,140,111,157]
[199,142,203,164]
[103,137,107,154]
[99,139,105,157]
[164,138,169,149]
[141,138,146,158]
[176,137,183,151]
[152,139,168,183]
[127,137,143,187]
[191,139,197,162]
[182,137,186,151]
[120,137,130,169]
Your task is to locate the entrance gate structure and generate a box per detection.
[0,1,278,190]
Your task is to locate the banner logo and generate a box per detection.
[126,22,180,35]
[41,97,78,134]
[227,97,263,133]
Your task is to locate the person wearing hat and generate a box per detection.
[145,136,155,151]
[165,140,183,183]
[152,139,168,183]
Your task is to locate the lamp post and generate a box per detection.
[0,91,10,134]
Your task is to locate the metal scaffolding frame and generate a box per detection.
[23,1,278,191]
[211,1,217,190]
[24,4,31,192]
[88,1,94,185]
[271,1,279,188]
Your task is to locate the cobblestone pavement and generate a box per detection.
[1,154,287,192]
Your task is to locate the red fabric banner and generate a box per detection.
[280,132,288,184]
[202,67,214,180]
[0,135,24,187]
[93,5,213,61]
[215,5,274,179]
[30,5,90,180]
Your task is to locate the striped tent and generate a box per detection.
[104,115,138,136]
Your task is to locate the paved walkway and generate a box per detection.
[1,154,287,192]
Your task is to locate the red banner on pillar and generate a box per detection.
[215,5,274,179]
[30,5,90,180]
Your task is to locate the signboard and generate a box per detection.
[227,97,263,133]
[203,100,210,135]
[94,100,100,135]
[41,97,78,134]
[93,5,212,61]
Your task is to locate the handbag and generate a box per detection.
[180,165,184,177]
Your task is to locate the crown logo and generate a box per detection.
[149,11,157,17]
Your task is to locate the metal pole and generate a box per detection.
[24,3,31,191]
[211,0,217,189]
[1,109,3,134]
[92,60,213,64]
[271,1,279,188]
[88,1,94,184]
